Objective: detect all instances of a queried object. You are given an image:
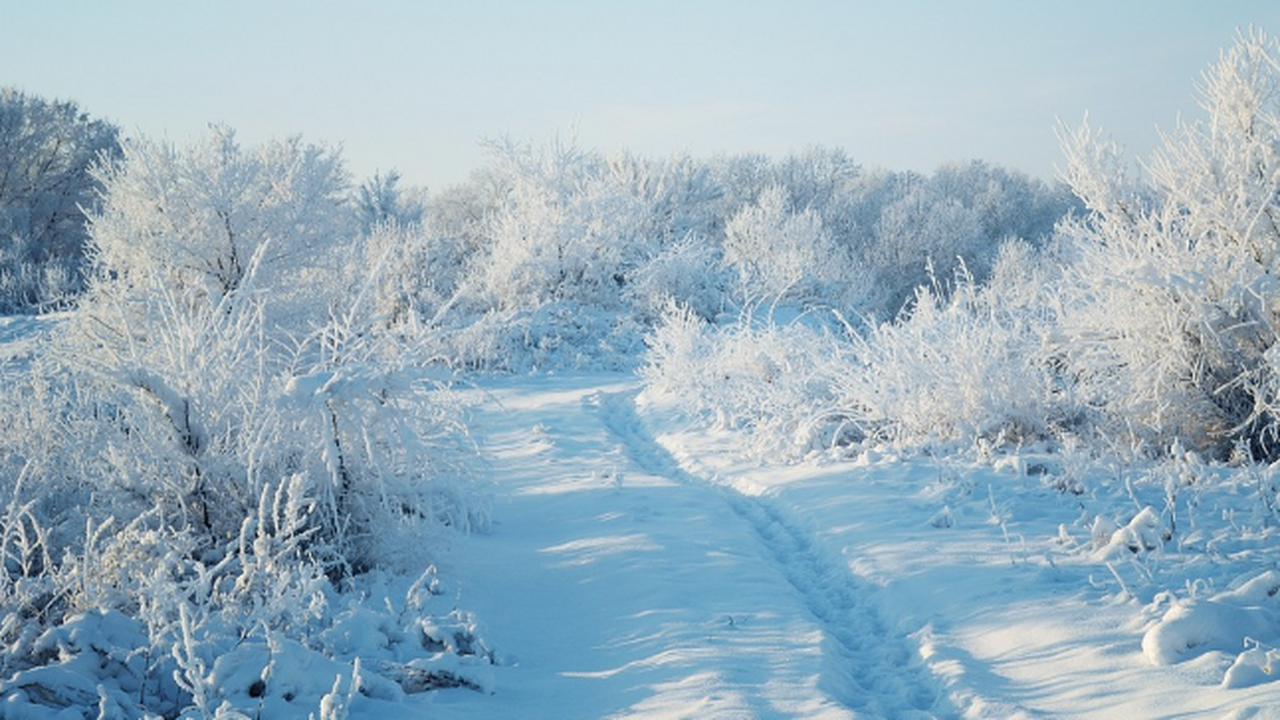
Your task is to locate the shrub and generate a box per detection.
[833,253,1064,450]
[641,301,853,459]
[85,125,352,329]
[1055,29,1280,459]
[723,184,870,308]
[0,128,486,714]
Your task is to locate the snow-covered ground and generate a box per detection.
[6,347,1280,717]
[418,373,1280,718]
[430,374,937,719]
[0,314,54,366]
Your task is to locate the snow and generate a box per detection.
[431,375,876,719]
[7,346,1280,717]
[0,314,58,368]
[424,373,1280,718]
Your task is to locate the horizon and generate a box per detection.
[5,2,1280,190]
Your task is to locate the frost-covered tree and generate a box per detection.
[470,138,639,310]
[86,125,352,327]
[609,152,727,321]
[467,138,728,313]
[929,160,1077,248]
[355,169,427,232]
[1056,29,1280,459]
[604,151,725,245]
[0,88,120,312]
[379,137,1076,369]
[359,218,468,329]
[869,181,986,313]
[707,151,1072,317]
[764,146,864,243]
[624,231,726,322]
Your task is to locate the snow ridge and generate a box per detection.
[595,389,949,719]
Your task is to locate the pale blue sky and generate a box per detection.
[4,2,1278,189]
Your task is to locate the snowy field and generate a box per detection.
[5,325,1280,717]
[8,349,1280,718]
[419,373,1280,719]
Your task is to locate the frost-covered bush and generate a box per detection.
[60,254,477,578]
[624,231,727,323]
[644,239,1071,458]
[87,125,353,329]
[641,302,853,459]
[710,150,1075,317]
[416,139,728,370]
[930,160,1077,254]
[384,136,1073,370]
[868,182,987,313]
[1055,29,1280,460]
[723,185,870,308]
[603,150,726,245]
[469,138,652,311]
[359,219,469,332]
[832,252,1066,450]
[0,129,489,716]
[355,169,427,232]
[637,154,1080,457]
[469,140,725,315]
[61,125,470,568]
[709,146,865,241]
[424,301,648,373]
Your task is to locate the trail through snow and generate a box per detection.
[598,387,944,717]
[430,373,941,718]
[421,373,1280,719]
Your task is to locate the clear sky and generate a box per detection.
[4,1,1279,190]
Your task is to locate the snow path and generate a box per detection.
[428,374,945,719]
[598,387,945,718]
[635,398,1280,718]
[423,373,1280,718]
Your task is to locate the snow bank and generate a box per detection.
[1143,570,1280,688]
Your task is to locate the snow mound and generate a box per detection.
[1223,642,1280,689]
[1097,506,1168,558]
[0,609,175,718]
[1142,570,1280,686]
[1141,599,1275,666]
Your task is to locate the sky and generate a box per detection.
[4,1,1280,191]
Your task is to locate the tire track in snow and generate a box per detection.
[594,389,949,719]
